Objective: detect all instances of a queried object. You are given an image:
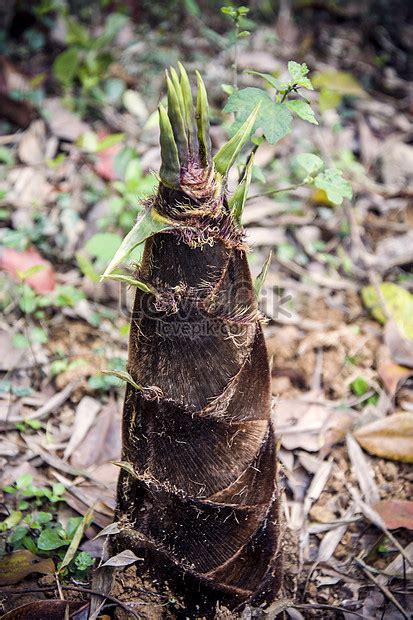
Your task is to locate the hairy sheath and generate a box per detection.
[112,65,282,610]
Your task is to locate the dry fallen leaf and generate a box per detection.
[373,500,413,530]
[100,549,143,568]
[18,119,47,165]
[384,320,413,368]
[43,97,89,141]
[0,550,55,585]
[354,412,413,463]
[378,359,413,397]
[64,396,102,460]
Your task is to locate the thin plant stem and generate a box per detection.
[233,20,239,89]
[247,180,308,201]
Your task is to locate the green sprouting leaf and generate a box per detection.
[221,6,237,17]
[159,103,180,187]
[8,526,28,545]
[254,251,272,298]
[15,474,33,490]
[102,369,143,391]
[224,88,292,145]
[37,527,67,551]
[314,168,352,205]
[361,283,413,339]
[228,153,254,223]
[312,70,365,96]
[214,104,259,176]
[286,100,318,125]
[287,61,313,90]
[0,511,23,532]
[59,508,93,573]
[195,70,212,165]
[350,376,370,396]
[53,48,80,87]
[103,273,155,294]
[112,460,138,478]
[85,233,123,264]
[74,550,95,572]
[296,153,324,176]
[101,208,174,279]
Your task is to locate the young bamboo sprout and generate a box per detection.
[108,66,282,612]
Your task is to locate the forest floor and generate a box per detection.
[0,4,412,619]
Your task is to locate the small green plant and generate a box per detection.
[223,62,352,206]
[52,12,128,111]
[221,5,251,88]
[1,475,94,581]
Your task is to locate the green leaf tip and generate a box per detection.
[195,70,212,165]
[158,103,180,187]
[214,103,260,177]
[166,71,188,162]
[178,62,198,155]
[254,250,272,298]
[229,152,254,223]
[169,66,185,118]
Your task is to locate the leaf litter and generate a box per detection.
[0,4,413,619]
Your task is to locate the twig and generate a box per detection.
[355,558,410,620]
[247,181,307,201]
[0,585,142,620]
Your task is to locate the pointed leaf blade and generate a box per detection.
[214,104,260,177]
[254,251,272,298]
[195,70,212,165]
[166,73,188,162]
[179,62,198,155]
[101,208,174,279]
[158,103,180,187]
[229,152,254,222]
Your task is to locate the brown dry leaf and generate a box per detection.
[0,550,55,585]
[7,166,52,209]
[354,412,413,463]
[43,98,89,141]
[63,396,101,460]
[384,320,413,368]
[378,359,413,397]
[380,139,413,189]
[346,433,380,506]
[18,119,47,165]
[275,396,356,453]
[70,399,121,469]
[373,500,413,530]
[376,231,413,272]
[100,549,143,568]
[275,398,332,452]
